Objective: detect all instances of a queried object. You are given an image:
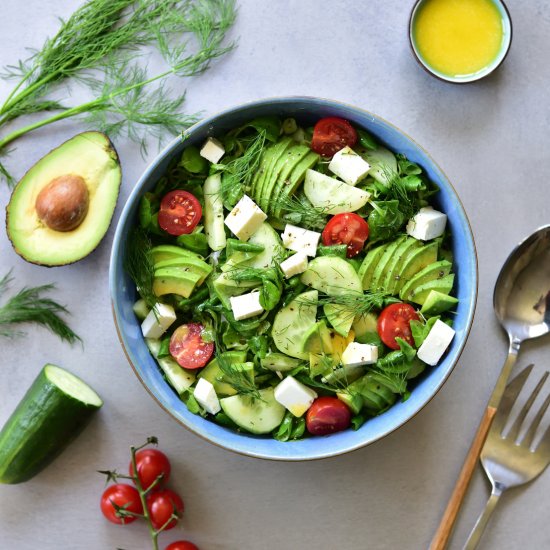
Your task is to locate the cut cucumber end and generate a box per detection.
[44,364,103,408]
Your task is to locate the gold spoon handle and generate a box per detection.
[429,348,519,550]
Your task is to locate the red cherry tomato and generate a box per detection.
[100,483,143,525]
[165,542,199,550]
[306,397,352,436]
[377,302,419,350]
[158,190,202,236]
[147,489,184,531]
[322,213,369,257]
[169,323,214,370]
[311,117,358,157]
[129,449,171,490]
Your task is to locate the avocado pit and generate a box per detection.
[35,174,89,232]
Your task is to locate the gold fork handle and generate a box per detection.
[463,486,504,550]
[429,406,497,550]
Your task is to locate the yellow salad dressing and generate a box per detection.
[413,0,505,77]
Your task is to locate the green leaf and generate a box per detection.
[410,316,440,348]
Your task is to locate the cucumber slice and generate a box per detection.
[203,174,227,251]
[244,222,285,269]
[357,145,397,185]
[0,365,102,484]
[220,388,285,434]
[300,256,362,295]
[304,169,371,214]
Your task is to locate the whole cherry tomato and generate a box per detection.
[322,213,369,257]
[100,483,143,525]
[169,323,214,369]
[158,190,202,236]
[377,302,419,350]
[165,542,200,550]
[306,397,352,436]
[147,489,184,530]
[311,117,358,157]
[129,449,171,490]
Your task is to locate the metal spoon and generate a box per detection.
[430,224,550,550]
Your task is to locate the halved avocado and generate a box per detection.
[6,132,121,266]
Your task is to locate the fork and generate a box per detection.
[463,364,550,550]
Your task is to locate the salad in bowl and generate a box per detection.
[110,97,477,460]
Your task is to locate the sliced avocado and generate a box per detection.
[394,241,439,293]
[153,267,201,298]
[250,147,272,204]
[6,132,121,266]
[324,303,355,337]
[348,373,397,413]
[337,392,364,415]
[399,260,452,301]
[261,353,304,372]
[300,320,334,354]
[420,290,459,315]
[369,235,407,291]
[383,238,423,294]
[273,151,319,218]
[154,256,212,285]
[358,244,387,290]
[150,244,199,263]
[256,137,293,212]
[408,273,455,305]
[265,143,310,216]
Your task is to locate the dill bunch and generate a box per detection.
[0,0,237,184]
[0,272,81,344]
[123,228,157,309]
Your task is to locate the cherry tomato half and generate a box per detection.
[165,542,200,550]
[322,213,369,257]
[169,323,214,369]
[311,117,358,157]
[129,449,171,490]
[147,489,184,531]
[377,302,419,350]
[100,483,143,525]
[306,397,352,436]
[158,190,202,236]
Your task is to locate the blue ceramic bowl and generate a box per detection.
[110,97,477,461]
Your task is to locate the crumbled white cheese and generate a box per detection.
[341,342,378,366]
[279,252,309,278]
[229,291,264,321]
[281,224,321,257]
[406,207,448,241]
[141,303,176,339]
[199,137,225,164]
[224,195,267,241]
[328,146,371,186]
[274,376,317,417]
[417,319,455,366]
[194,378,221,414]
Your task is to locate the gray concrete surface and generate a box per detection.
[0,1,549,549]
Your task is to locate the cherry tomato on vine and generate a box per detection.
[147,489,184,530]
[322,213,369,257]
[311,116,358,157]
[165,542,200,550]
[377,302,419,350]
[306,397,352,436]
[169,323,214,369]
[158,190,202,236]
[100,483,143,525]
[129,449,171,490]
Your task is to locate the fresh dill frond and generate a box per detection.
[301,290,388,318]
[124,228,157,309]
[0,272,81,344]
[219,130,266,209]
[217,353,261,399]
[274,194,329,230]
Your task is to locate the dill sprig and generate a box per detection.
[274,194,329,230]
[0,272,81,344]
[217,353,261,399]
[218,130,266,209]
[301,290,389,318]
[124,228,157,309]
[0,0,237,184]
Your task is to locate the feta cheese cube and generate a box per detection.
[328,146,371,186]
[406,207,448,241]
[193,378,221,415]
[274,376,318,417]
[140,303,176,339]
[224,195,267,241]
[341,342,378,366]
[417,319,455,366]
[199,137,225,164]
[281,224,321,257]
[229,291,264,321]
[279,252,309,278]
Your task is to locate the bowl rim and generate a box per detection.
[110,96,478,461]
[408,0,513,84]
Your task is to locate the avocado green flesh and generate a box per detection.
[358,244,387,290]
[151,245,200,263]
[420,290,459,315]
[369,236,406,291]
[399,260,452,301]
[408,274,455,305]
[6,132,121,266]
[153,268,201,298]
[394,242,439,293]
[383,238,422,294]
